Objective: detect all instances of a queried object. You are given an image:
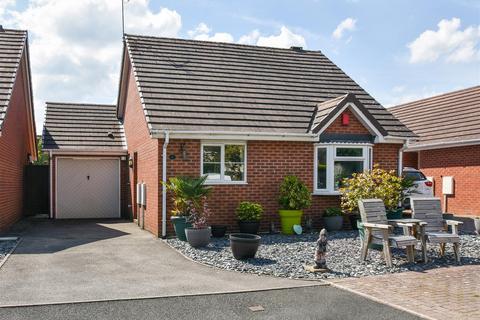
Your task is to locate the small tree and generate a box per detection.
[33,137,49,165]
[339,166,404,213]
[278,176,312,210]
[164,176,212,217]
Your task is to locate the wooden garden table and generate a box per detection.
[388,218,427,262]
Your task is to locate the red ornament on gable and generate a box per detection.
[342,112,350,126]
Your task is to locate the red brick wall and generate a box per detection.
[122,61,160,236]
[418,145,480,216]
[0,54,34,232]
[373,143,402,172]
[160,139,402,235]
[403,151,418,169]
[324,108,371,135]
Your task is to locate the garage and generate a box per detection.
[56,158,121,219]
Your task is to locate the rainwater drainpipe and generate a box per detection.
[49,151,53,219]
[398,146,404,176]
[161,130,169,238]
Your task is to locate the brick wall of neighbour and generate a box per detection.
[403,151,418,169]
[418,145,480,216]
[0,55,34,232]
[122,62,160,236]
[324,108,371,135]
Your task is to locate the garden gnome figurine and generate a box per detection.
[314,229,328,270]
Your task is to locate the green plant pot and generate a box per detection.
[357,221,383,250]
[386,208,403,220]
[171,216,192,241]
[278,210,303,235]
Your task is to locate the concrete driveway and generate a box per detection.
[0,220,317,307]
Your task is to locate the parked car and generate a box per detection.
[402,167,434,208]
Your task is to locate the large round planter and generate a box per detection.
[211,225,227,238]
[324,216,343,231]
[238,221,260,234]
[230,233,261,260]
[386,208,403,220]
[278,210,303,235]
[474,217,480,235]
[171,216,191,241]
[185,227,211,248]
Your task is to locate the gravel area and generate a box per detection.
[0,238,18,268]
[166,231,480,280]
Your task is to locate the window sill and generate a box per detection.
[204,181,248,186]
[312,191,341,196]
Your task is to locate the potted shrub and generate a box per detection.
[323,207,344,231]
[185,199,211,247]
[278,176,312,235]
[164,176,211,241]
[230,233,261,260]
[237,201,263,234]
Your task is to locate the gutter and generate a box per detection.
[404,138,480,152]
[152,130,318,141]
[161,130,169,239]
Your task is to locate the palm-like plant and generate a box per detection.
[164,175,212,217]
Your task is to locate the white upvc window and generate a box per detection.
[201,142,247,184]
[314,144,372,194]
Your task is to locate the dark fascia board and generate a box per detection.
[312,93,388,137]
[116,40,129,119]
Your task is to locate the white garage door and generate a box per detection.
[56,158,120,219]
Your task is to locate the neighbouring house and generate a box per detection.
[0,28,37,232]
[42,35,415,237]
[115,35,414,237]
[390,86,480,217]
[42,103,128,219]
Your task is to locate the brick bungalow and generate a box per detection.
[116,35,414,237]
[0,28,37,232]
[42,35,415,237]
[390,86,480,217]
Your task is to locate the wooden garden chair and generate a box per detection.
[358,199,418,267]
[410,198,462,263]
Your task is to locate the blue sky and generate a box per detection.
[1,0,479,133]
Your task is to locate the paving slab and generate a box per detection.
[0,220,318,307]
[331,264,480,320]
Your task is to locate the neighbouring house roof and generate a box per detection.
[0,27,37,158]
[118,35,414,139]
[390,86,480,150]
[42,102,126,152]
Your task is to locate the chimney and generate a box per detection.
[0,25,5,33]
[290,46,303,52]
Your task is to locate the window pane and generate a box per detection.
[225,163,244,181]
[203,163,221,180]
[317,148,327,189]
[336,147,363,157]
[203,146,221,163]
[334,161,364,190]
[225,145,244,162]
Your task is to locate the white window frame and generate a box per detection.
[200,141,247,185]
[313,144,372,195]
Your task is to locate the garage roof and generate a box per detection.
[390,86,480,149]
[118,35,414,139]
[43,102,126,152]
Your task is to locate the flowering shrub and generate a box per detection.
[186,197,211,229]
[339,165,404,213]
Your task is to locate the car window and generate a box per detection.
[403,171,427,181]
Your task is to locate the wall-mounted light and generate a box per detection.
[27,153,33,164]
[128,156,134,168]
[180,143,188,160]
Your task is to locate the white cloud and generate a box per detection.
[238,30,260,45]
[256,26,306,48]
[187,22,234,43]
[332,18,356,39]
[408,17,480,63]
[3,0,181,133]
[0,0,15,18]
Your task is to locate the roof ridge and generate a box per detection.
[45,101,116,107]
[124,33,320,53]
[389,85,480,110]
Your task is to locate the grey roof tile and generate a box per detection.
[0,29,27,131]
[42,102,126,151]
[123,35,414,138]
[389,86,480,147]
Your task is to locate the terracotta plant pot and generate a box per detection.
[230,233,261,260]
[185,227,211,248]
[211,225,227,238]
[238,221,260,234]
